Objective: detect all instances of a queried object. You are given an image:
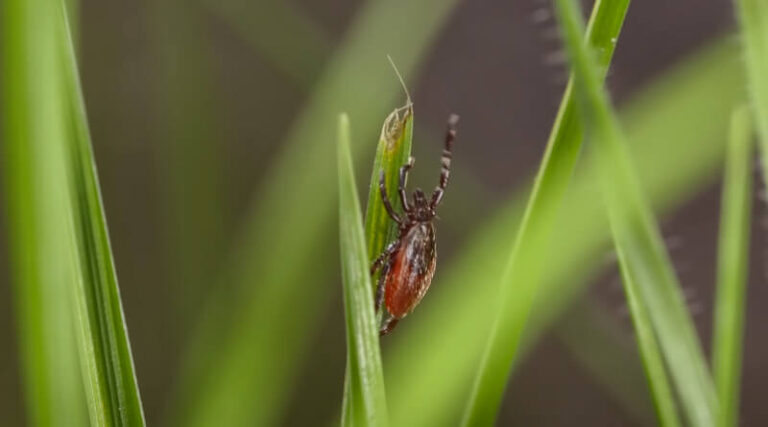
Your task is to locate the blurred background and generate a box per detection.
[2,0,766,425]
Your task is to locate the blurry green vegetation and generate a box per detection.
[554,0,713,424]
[712,107,753,427]
[4,1,144,426]
[462,1,629,424]
[2,0,762,426]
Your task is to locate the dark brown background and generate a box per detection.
[3,0,766,425]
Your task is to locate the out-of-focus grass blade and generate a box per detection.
[712,106,753,427]
[338,114,388,427]
[555,301,654,425]
[613,245,681,427]
[735,0,768,178]
[385,37,743,427]
[60,7,146,426]
[201,0,330,86]
[2,0,86,424]
[461,1,629,424]
[553,0,717,425]
[171,1,460,426]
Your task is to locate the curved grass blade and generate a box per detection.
[338,114,389,427]
[553,0,717,424]
[735,0,768,182]
[385,37,743,427]
[461,1,630,424]
[712,106,753,427]
[170,0,461,425]
[2,0,87,424]
[60,7,146,426]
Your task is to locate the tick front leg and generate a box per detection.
[379,170,402,224]
[370,241,398,275]
[379,316,400,336]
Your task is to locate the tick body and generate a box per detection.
[372,114,458,336]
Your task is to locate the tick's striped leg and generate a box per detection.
[399,157,415,213]
[379,170,402,223]
[379,316,400,336]
[430,114,459,210]
[370,241,398,275]
[374,263,389,313]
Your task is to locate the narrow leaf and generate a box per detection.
[60,6,146,426]
[461,1,630,424]
[338,113,389,427]
[735,0,768,182]
[553,0,717,425]
[2,0,86,424]
[712,106,753,427]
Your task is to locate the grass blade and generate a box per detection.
[735,0,768,180]
[553,0,717,424]
[386,37,743,427]
[338,114,388,427]
[461,1,629,424]
[712,106,753,427]
[171,0,460,425]
[59,7,146,426]
[2,0,86,424]
[613,242,681,427]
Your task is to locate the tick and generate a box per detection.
[371,114,458,336]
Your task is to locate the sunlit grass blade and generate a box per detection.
[2,0,86,424]
[385,37,743,427]
[171,0,461,425]
[461,1,629,424]
[338,114,388,427]
[712,106,753,427]
[735,0,768,180]
[59,7,146,426]
[553,0,717,424]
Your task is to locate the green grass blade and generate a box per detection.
[735,0,768,179]
[364,101,413,266]
[613,243,681,427]
[2,0,87,424]
[461,1,629,424]
[171,0,460,425]
[385,37,743,427]
[712,106,753,427]
[338,114,388,427]
[59,7,146,426]
[553,0,717,424]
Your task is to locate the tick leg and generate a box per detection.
[379,170,402,224]
[374,263,389,313]
[430,114,459,210]
[399,157,415,213]
[370,241,398,275]
[379,316,400,336]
